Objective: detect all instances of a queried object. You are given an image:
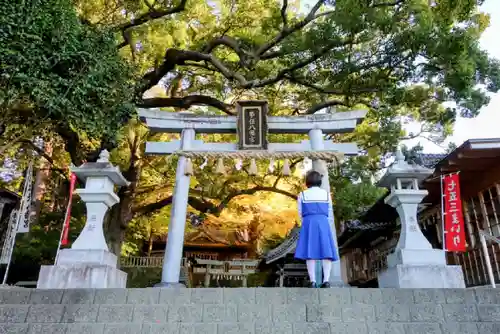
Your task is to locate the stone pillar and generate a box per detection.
[37,150,130,289]
[157,128,195,287]
[72,202,112,251]
[0,200,6,222]
[308,128,346,287]
[377,150,465,288]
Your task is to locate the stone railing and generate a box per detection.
[120,256,164,268]
[192,259,259,287]
[121,256,194,268]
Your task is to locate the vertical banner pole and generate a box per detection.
[55,173,76,264]
[479,230,496,288]
[441,175,446,251]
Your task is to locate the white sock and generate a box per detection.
[322,260,332,283]
[306,260,316,283]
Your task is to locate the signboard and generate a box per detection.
[0,210,17,264]
[237,101,268,150]
[442,173,466,252]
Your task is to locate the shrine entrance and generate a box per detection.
[138,101,366,287]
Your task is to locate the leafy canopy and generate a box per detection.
[0,0,135,150]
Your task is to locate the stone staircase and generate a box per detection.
[0,288,499,333]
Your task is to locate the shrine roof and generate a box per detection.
[154,224,252,248]
[263,226,300,264]
[0,188,20,202]
[415,153,447,168]
[337,192,398,250]
[422,137,500,204]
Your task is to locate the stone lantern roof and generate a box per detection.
[71,150,130,187]
[378,149,433,189]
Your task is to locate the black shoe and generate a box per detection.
[310,282,317,288]
[320,282,331,288]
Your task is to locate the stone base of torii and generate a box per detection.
[139,105,368,287]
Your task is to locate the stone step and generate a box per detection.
[2,287,500,305]
[1,322,499,334]
[0,288,499,334]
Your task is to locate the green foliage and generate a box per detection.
[13,201,86,264]
[330,160,386,222]
[0,0,135,146]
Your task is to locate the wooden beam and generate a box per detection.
[138,109,367,134]
[145,141,360,156]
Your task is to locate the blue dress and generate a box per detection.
[294,187,338,261]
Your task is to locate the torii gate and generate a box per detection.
[139,101,367,287]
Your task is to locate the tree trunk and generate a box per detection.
[106,189,134,260]
[104,152,142,259]
[147,230,154,256]
[31,140,53,221]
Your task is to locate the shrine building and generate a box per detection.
[339,138,500,287]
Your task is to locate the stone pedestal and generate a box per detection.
[38,249,126,289]
[379,247,466,288]
[36,150,129,289]
[378,265,466,288]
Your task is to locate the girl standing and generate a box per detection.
[294,170,338,288]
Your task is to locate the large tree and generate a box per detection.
[5,0,499,256]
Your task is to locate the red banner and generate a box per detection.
[61,173,77,246]
[442,173,466,252]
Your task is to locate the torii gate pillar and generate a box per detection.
[156,128,195,287]
[309,128,347,287]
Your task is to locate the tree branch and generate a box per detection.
[20,140,54,165]
[138,95,235,115]
[213,185,297,216]
[133,195,216,215]
[280,0,289,28]
[115,0,188,49]
[55,125,82,165]
[255,0,327,56]
[370,0,405,8]
[140,25,354,93]
[202,36,251,64]
[303,100,349,114]
[134,185,297,216]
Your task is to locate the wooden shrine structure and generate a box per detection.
[337,138,500,287]
[139,101,367,287]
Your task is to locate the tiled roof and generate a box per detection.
[264,226,300,264]
[343,220,395,231]
[415,153,447,168]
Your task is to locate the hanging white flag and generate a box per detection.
[16,162,33,233]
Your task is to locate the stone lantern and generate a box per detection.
[376,149,465,288]
[37,150,130,289]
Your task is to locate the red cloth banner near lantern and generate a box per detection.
[61,173,77,246]
[442,173,466,252]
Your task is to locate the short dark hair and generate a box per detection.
[305,170,322,188]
